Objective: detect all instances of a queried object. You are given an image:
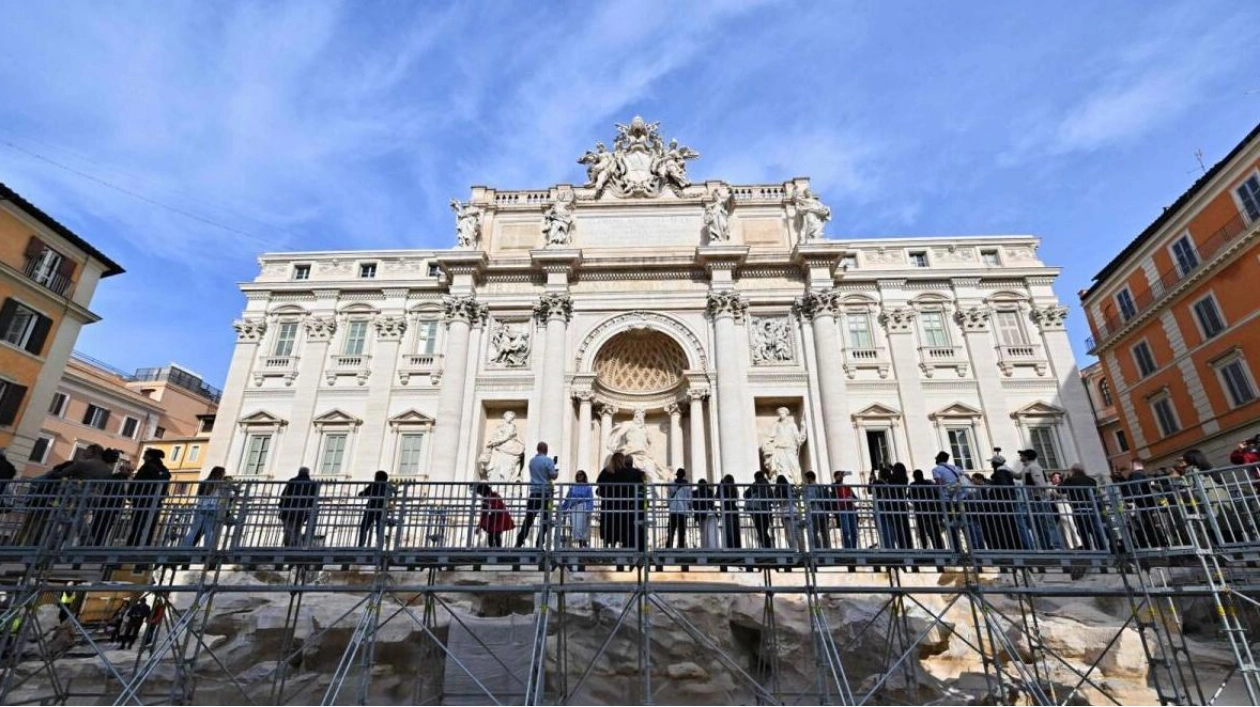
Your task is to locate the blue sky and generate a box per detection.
[1,1,1258,386]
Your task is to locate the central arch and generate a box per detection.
[574,310,707,374]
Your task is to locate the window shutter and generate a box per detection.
[82,406,95,425]
[23,236,44,260]
[99,409,111,429]
[56,255,75,280]
[0,299,16,333]
[25,314,51,355]
[0,383,27,426]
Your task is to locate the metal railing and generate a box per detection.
[22,255,71,296]
[4,466,1256,568]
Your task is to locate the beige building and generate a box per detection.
[24,354,219,475]
[206,117,1106,483]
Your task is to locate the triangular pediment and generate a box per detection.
[388,408,436,427]
[238,410,288,427]
[852,403,902,420]
[312,408,363,426]
[929,401,984,419]
[1011,401,1067,418]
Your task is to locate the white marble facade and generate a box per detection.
[204,119,1107,483]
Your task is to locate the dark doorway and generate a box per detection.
[866,429,890,470]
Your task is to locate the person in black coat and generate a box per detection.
[357,471,395,547]
[128,449,171,547]
[595,454,623,547]
[0,448,16,498]
[278,467,319,547]
[90,455,132,545]
[718,474,742,549]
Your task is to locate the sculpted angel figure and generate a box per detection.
[543,193,575,246]
[483,411,526,482]
[794,188,831,243]
[578,142,619,197]
[763,407,806,484]
[703,186,731,242]
[450,199,482,248]
[654,138,699,191]
[608,408,666,482]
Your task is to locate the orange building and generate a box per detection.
[0,182,123,460]
[1081,122,1260,469]
[1079,361,1133,472]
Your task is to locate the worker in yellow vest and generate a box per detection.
[58,588,75,624]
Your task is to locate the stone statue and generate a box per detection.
[489,320,531,367]
[750,317,793,364]
[543,192,575,247]
[577,142,619,197]
[762,407,806,484]
[482,411,526,483]
[652,138,700,191]
[703,186,732,242]
[794,188,831,243]
[450,199,482,249]
[608,407,666,482]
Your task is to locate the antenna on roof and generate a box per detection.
[1194,149,1207,175]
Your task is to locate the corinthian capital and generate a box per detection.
[878,306,916,333]
[1030,305,1069,331]
[534,293,573,323]
[954,306,992,333]
[233,318,267,342]
[706,291,747,320]
[793,289,840,321]
[303,315,337,341]
[373,315,407,341]
[442,295,487,325]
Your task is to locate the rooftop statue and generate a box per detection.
[578,116,699,199]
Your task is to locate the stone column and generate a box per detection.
[353,314,406,473]
[666,403,683,472]
[534,293,573,452]
[880,302,933,470]
[955,305,1017,453]
[796,289,856,473]
[429,296,485,478]
[1033,305,1109,472]
[574,391,594,475]
[205,319,267,469]
[688,390,708,480]
[277,315,337,470]
[599,404,618,466]
[707,291,749,480]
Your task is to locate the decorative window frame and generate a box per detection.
[389,409,436,480]
[1168,232,1200,277]
[1209,347,1259,410]
[311,408,363,479]
[236,410,288,478]
[1230,169,1260,223]
[328,304,378,386]
[1144,387,1181,437]
[851,403,903,470]
[913,296,967,378]
[1010,401,1071,470]
[929,401,988,469]
[1189,291,1227,342]
[1130,338,1157,379]
[254,305,308,387]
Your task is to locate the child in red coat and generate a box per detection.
[476,483,515,548]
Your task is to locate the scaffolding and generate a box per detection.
[1,465,1258,705]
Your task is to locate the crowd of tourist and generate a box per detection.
[2,437,1258,561]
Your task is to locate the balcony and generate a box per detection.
[1093,209,1259,346]
[918,345,968,378]
[398,353,443,386]
[326,354,371,386]
[23,256,71,296]
[253,356,298,387]
[842,347,890,379]
[995,343,1048,377]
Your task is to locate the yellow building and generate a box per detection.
[141,414,217,494]
[0,182,123,460]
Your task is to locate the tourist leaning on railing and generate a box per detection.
[718,474,742,550]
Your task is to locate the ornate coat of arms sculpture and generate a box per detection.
[577,116,700,198]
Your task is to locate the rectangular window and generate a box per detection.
[48,392,67,416]
[1238,174,1260,222]
[1115,288,1137,321]
[946,427,976,470]
[846,313,874,349]
[909,251,929,268]
[981,250,1000,266]
[920,311,950,347]
[82,404,110,430]
[1132,341,1157,378]
[1151,396,1180,436]
[840,254,858,270]
[416,319,438,355]
[1115,429,1130,452]
[242,434,271,475]
[28,436,52,464]
[1099,379,1113,407]
[154,426,166,440]
[398,433,425,476]
[189,445,201,462]
[199,417,215,434]
[293,264,311,281]
[1170,235,1199,276]
[0,299,51,355]
[1028,426,1062,469]
[343,320,369,356]
[170,445,183,463]
[29,247,63,288]
[272,322,298,358]
[1216,357,1258,408]
[1192,296,1225,339]
[120,416,139,439]
[319,434,347,475]
[994,310,1028,346]
[426,263,440,278]
[0,380,27,426]
[358,262,377,279]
